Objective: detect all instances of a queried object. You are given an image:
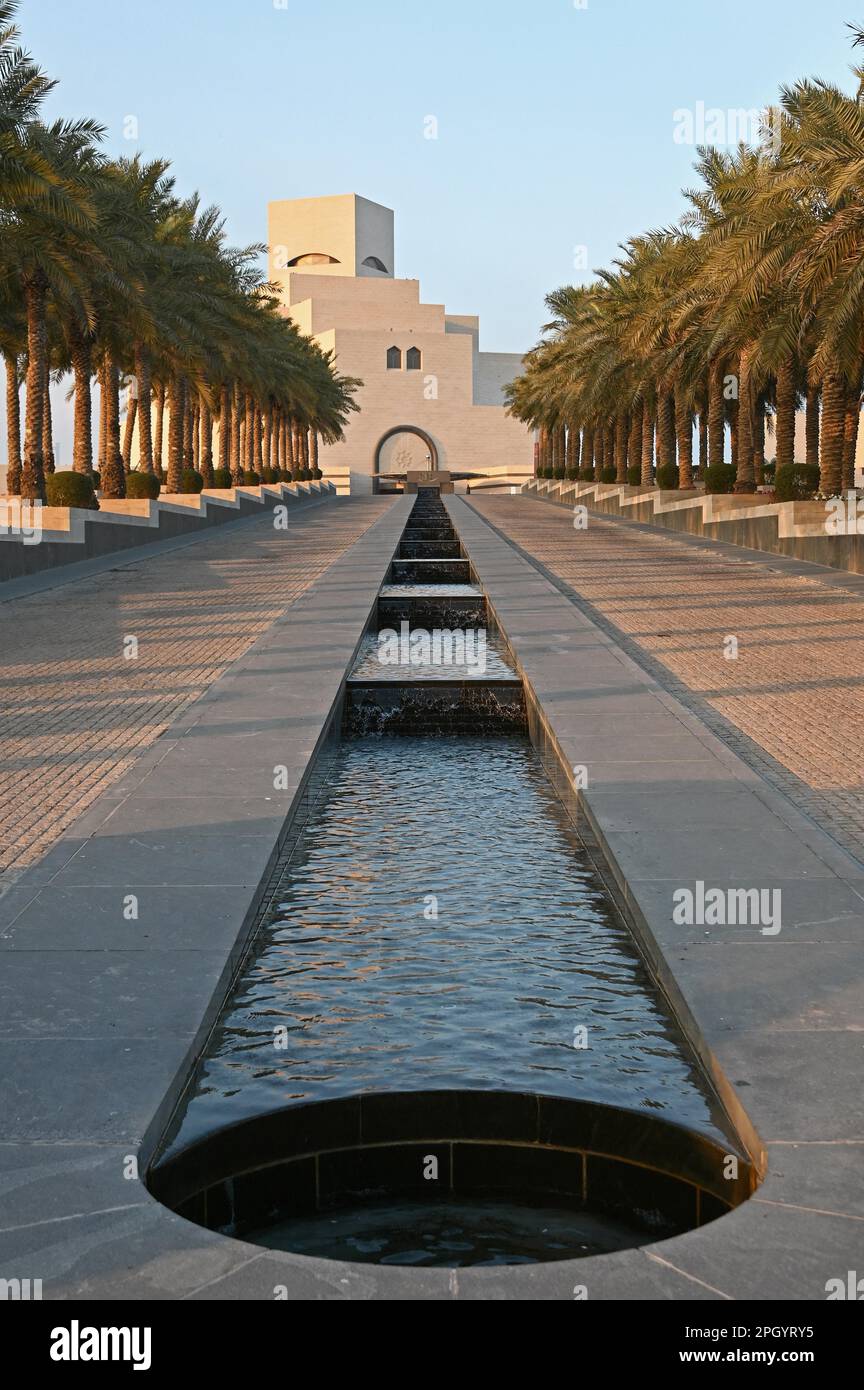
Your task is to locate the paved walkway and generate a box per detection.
[472,495,864,868]
[0,498,392,883]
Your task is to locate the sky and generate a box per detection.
[5,0,863,465]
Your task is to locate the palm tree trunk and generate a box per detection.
[775,358,796,474]
[153,381,165,479]
[134,349,153,475]
[21,272,48,503]
[734,350,757,491]
[43,363,55,474]
[101,354,127,499]
[263,410,273,476]
[70,331,93,475]
[230,383,243,483]
[288,414,300,475]
[5,355,22,495]
[121,387,137,472]
[657,386,675,473]
[198,399,213,487]
[675,382,693,488]
[805,379,820,470]
[820,373,846,496]
[310,429,319,475]
[708,356,726,470]
[753,396,766,485]
[641,395,655,485]
[614,412,628,483]
[97,362,107,475]
[291,421,301,479]
[564,423,576,477]
[219,385,231,478]
[697,395,708,473]
[245,393,255,475]
[255,407,263,475]
[842,382,860,491]
[166,376,185,494]
[182,385,194,470]
[628,407,642,479]
[281,414,289,476]
[604,422,614,475]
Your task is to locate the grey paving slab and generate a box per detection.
[0,1039,199,1143]
[0,950,237,1038]
[0,885,262,952]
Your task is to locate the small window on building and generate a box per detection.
[387,346,402,370]
[406,347,422,371]
[363,256,389,273]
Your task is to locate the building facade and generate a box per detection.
[268,194,534,494]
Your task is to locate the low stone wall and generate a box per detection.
[0,481,336,584]
[525,480,864,575]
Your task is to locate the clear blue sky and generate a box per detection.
[7,0,864,463]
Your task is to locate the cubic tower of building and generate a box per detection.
[268,194,534,494]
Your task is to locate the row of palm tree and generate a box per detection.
[508,26,864,498]
[0,1,358,504]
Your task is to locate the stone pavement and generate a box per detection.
[0,497,392,884]
[471,495,864,869]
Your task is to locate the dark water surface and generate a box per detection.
[253,1197,646,1266]
[168,736,731,1153]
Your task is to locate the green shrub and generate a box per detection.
[179,469,204,494]
[91,471,101,492]
[762,461,776,482]
[45,471,98,511]
[774,462,820,502]
[212,468,232,488]
[552,464,565,480]
[656,463,680,490]
[578,465,595,481]
[600,466,617,483]
[243,470,260,486]
[125,471,161,500]
[312,468,323,480]
[704,463,736,494]
[627,465,642,486]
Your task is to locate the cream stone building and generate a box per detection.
[268,194,534,494]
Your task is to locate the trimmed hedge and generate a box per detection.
[578,466,595,481]
[125,471,161,500]
[774,462,820,502]
[600,466,617,484]
[312,468,323,480]
[45,471,99,510]
[243,470,260,486]
[656,463,680,490]
[212,468,232,488]
[704,463,737,494]
[179,469,204,494]
[627,465,642,486]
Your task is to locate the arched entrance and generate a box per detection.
[374,426,439,491]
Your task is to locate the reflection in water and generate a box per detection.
[169,736,732,1153]
[254,1198,648,1267]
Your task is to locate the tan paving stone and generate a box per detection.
[0,500,391,878]
[474,496,864,866]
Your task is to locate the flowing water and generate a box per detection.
[168,734,732,1154]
